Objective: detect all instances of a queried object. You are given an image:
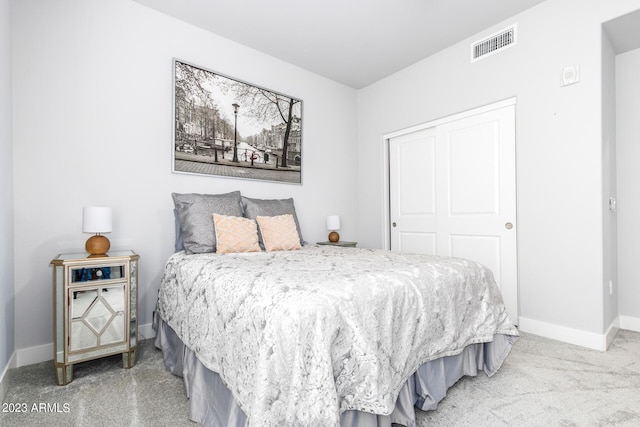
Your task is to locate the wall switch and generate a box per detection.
[609,280,614,296]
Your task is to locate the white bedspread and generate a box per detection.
[157,246,518,426]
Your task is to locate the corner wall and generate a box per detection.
[0,0,15,399]
[616,47,640,331]
[601,28,618,345]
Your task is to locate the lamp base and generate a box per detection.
[328,231,340,243]
[86,235,110,256]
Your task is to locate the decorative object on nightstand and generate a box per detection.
[82,206,112,256]
[50,250,139,386]
[326,215,341,243]
[316,240,357,248]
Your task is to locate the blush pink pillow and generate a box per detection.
[256,214,302,252]
[213,214,261,254]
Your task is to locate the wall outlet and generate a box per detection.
[609,280,614,296]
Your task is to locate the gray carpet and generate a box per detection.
[1,330,639,426]
[419,329,640,426]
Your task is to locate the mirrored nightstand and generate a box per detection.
[50,250,139,385]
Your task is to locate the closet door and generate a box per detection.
[389,103,518,322]
[389,128,437,254]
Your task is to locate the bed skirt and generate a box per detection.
[153,313,515,427]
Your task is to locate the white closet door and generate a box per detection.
[389,128,437,254]
[389,103,518,323]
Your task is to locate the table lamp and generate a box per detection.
[326,215,340,243]
[83,206,112,256]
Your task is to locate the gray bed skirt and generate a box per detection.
[153,313,516,427]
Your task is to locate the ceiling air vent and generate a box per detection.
[471,24,517,62]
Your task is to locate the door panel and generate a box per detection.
[398,232,437,255]
[389,128,437,254]
[448,122,499,215]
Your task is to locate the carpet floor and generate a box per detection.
[1,330,639,426]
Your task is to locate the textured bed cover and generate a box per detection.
[157,245,518,426]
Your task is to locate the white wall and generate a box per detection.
[357,0,640,346]
[0,0,15,396]
[12,0,358,358]
[616,47,640,329]
[601,30,618,339]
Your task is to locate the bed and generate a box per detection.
[154,191,518,427]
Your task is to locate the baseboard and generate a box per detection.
[14,322,156,368]
[16,342,53,367]
[604,319,620,350]
[518,317,610,351]
[138,322,156,342]
[0,351,17,402]
[619,315,640,332]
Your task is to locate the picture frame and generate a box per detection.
[172,59,303,184]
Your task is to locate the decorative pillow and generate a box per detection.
[172,191,243,254]
[241,196,304,248]
[213,214,261,255]
[256,214,302,252]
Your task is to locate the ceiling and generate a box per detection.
[133,0,547,88]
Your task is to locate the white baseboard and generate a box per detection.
[0,351,17,402]
[13,322,156,368]
[17,342,53,367]
[604,319,620,350]
[619,315,640,332]
[518,317,611,351]
[138,322,156,342]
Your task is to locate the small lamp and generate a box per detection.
[83,207,112,256]
[326,215,340,243]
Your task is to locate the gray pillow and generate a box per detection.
[241,196,304,248]
[172,191,243,254]
[174,209,184,253]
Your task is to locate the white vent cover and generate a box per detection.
[471,25,517,62]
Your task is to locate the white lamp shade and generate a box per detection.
[82,207,112,234]
[326,215,341,231]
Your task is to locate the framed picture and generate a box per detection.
[172,59,303,184]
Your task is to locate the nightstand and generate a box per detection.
[316,241,358,248]
[50,250,139,385]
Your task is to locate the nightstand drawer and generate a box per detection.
[70,265,125,283]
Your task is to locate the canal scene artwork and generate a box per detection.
[173,59,302,184]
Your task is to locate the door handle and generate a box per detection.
[505,222,513,230]
[392,222,397,227]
